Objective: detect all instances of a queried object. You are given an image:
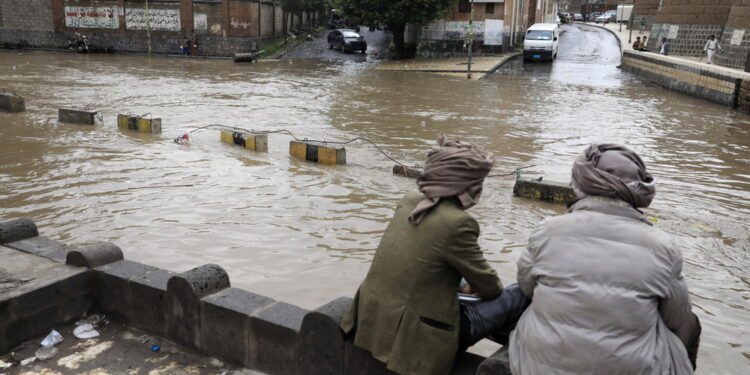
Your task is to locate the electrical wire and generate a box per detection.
[188,124,534,176]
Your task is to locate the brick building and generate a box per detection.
[416,0,557,58]
[0,0,319,56]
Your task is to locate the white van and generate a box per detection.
[523,23,560,62]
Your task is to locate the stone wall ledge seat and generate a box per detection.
[66,242,124,268]
[249,301,309,375]
[200,288,276,365]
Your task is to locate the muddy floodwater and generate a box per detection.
[1,25,748,373]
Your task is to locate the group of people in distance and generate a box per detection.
[343,137,701,375]
[633,34,724,64]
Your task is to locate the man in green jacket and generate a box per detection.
[341,136,528,375]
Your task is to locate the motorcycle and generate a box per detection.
[69,34,90,53]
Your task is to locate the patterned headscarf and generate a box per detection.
[409,135,495,225]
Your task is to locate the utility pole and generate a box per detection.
[628,0,635,43]
[146,0,152,57]
[467,0,474,79]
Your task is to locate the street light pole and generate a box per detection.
[146,0,152,57]
[628,0,635,43]
[467,0,474,79]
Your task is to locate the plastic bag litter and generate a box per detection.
[20,357,36,366]
[0,359,11,369]
[34,345,59,360]
[76,314,107,326]
[40,330,63,347]
[73,324,100,339]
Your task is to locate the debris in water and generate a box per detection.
[173,131,190,144]
[151,345,160,352]
[0,359,11,369]
[40,330,63,347]
[73,323,100,339]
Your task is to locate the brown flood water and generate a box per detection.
[1,25,749,373]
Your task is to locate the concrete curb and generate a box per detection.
[479,51,523,80]
[581,23,623,55]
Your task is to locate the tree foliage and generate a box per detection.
[335,0,455,58]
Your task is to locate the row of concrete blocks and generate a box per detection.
[0,218,511,375]
[391,165,577,205]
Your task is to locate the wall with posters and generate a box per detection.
[0,0,314,56]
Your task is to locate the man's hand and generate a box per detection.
[461,282,476,295]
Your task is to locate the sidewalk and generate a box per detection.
[584,21,749,78]
[375,51,521,80]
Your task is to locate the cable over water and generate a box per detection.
[188,124,535,177]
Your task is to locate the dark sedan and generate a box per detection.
[328,29,367,53]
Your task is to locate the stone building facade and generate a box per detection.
[0,0,317,56]
[715,1,750,69]
[631,0,660,30]
[647,0,749,70]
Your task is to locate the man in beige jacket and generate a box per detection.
[510,144,701,374]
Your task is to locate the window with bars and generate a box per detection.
[458,0,471,14]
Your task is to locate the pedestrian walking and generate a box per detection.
[704,35,722,64]
[660,37,670,55]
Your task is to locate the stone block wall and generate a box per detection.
[621,50,745,109]
[0,0,54,31]
[715,1,750,69]
[648,0,734,55]
[630,0,660,30]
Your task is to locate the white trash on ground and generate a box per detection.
[34,345,59,360]
[40,330,63,347]
[73,323,100,339]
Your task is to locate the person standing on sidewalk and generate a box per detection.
[704,35,722,64]
[660,37,670,55]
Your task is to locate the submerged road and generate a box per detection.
[281,26,391,61]
[0,23,748,373]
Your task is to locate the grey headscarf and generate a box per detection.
[571,144,656,208]
[409,135,495,225]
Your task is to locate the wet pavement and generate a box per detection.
[1,23,749,373]
[281,26,391,61]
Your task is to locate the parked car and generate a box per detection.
[573,13,583,21]
[587,12,602,22]
[596,10,617,23]
[327,29,367,53]
[523,23,559,62]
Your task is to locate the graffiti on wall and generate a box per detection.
[64,6,120,29]
[194,13,208,31]
[126,8,180,31]
[230,17,252,30]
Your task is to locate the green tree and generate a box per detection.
[337,0,455,58]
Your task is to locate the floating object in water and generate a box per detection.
[174,131,190,144]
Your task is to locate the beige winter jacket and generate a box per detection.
[510,196,694,375]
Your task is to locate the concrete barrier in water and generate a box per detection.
[59,108,97,125]
[290,140,346,165]
[0,217,508,374]
[117,114,162,134]
[513,178,577,205]
[220,129,269,152]
[0,92,25,113]
[233,52,261,63]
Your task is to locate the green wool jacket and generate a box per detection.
[340,192,503,375]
